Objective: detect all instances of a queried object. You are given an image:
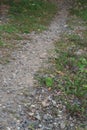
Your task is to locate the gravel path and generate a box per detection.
[0,0,81,130]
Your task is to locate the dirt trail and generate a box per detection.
[0,0,71,129]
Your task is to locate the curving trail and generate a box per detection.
[0,0,72,129]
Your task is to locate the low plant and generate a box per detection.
[1,0,57,33]
[70,0,87,21]
[0,0,57,63]
[0,40,5,46]
[55,39,87,116]
[37,33,87,118]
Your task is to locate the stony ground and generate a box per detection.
[0,0,86,130]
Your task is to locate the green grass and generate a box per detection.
[0,0,57,34]
[70,9,87,21]
[0,40,5,46]
[34,0,87,127]
[70,0,87,21]
[0,24,18,33]
[0,0,57,63]
[60,2,87,117]
[0,0,57,42]
[37,32,87,118]
[58,38,86,117]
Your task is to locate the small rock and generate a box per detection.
[70,123,74,127]
[40,53,47,59]
[48,96,52,101]
[52,100,56,106]
[42,99,50,107]
[7,90,10,94]
[18,105,22,111]
[17,120,20,123]
[53,122,58,127]
[43,114,52,121]
[38,124,43,128]
[75,49,84,55]
[2,105,6,109]
[28,112,34,116]
[35,113,41,120]
[43,114,48,120]
[31,104,36,108]
[60,122,66,129]
[7,127,11,130]
[17,126,21,130]
[64,24,68,28]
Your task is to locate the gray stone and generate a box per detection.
[60,122,66,129]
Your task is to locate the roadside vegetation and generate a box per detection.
[70,0,87,21]
[36,0,87,126]
[0,0,57,63]
[0,0,57,33]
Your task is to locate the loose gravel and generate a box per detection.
[0,0,86,130]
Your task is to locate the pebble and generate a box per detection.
[39,124,43,128]
[28,112,34,116]
[64,24,68,28]
[60,122,66,129]
[31,104,36,108]
[7,127,11,130]
[0,86,85,130]
[42,99,50,107]
[52,100,56,106]
[35,113,41,120]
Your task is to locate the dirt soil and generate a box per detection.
[0,0,86,130]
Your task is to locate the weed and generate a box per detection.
[54,34,87,116]
[34,0,87,125]
[70,0,87,21]
[37,32,87,118]
[0,40,5,46]
[45,77,53,87]
[7,0,57,33]
[0,0,57,64]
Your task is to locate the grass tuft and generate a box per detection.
[0,0,57,63]
[3,0,57,33]
[70,0,87,21]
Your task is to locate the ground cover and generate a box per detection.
[36,0,87,128]
[0,0,57,63]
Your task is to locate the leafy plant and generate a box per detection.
[45,77,53,87]
[37,32,87,118]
